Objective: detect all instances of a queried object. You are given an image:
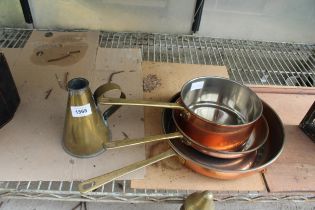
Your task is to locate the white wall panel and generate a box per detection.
[29,0,196,34]
[199,0,315,43]
[0,0,27,28]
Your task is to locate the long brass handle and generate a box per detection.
[98,97,185,110]
[78,149,176,194]
[105,132,183,149]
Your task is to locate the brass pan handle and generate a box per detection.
[105,132,183,149]
[78,149,176,194]
[98,97,186,110]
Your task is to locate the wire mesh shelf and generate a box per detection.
[0,28,32,48]
[1,29,315,202]
[100,32,315,87]
[1,181,314,203]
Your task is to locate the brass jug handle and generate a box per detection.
[94,83,126,120]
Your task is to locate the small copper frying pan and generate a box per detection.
[78,97,284,194]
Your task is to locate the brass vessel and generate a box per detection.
[181,191,215,210]
[63,78,125,157]
[63,77,175,158]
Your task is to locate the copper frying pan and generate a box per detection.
[78,99,284,194]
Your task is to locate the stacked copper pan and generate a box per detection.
[73,77,284,193]
[161,92,282,180]
[157,77,284,180]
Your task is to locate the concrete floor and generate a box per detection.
[0,199,315,210]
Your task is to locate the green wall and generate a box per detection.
[0,0,27,28]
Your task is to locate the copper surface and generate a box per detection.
[185,116,268,159]
[79,94,284,193]
[164,96,285,179]
[171,93,269,159]
[173,101,255,151]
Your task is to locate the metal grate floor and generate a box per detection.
[100,32,315,87]
[0,28,32,48]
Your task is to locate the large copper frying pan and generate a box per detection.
[78,98,284,194]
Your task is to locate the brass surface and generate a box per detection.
[63,78,181,157]
[78,149,176,193]
[106,132,182,149]
[164,96,285,179]
[181,191,215,210]
[99,97,185,110]
[63,78,115,157]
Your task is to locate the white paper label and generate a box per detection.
[191,81,204,90]
[71,104,92,117]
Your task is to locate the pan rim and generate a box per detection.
[179,76,263,128]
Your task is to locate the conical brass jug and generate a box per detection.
[63,77,175,158]
[63,78,125,157]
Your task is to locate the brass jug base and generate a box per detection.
[62,120,112,158]
[62,142,106,158]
